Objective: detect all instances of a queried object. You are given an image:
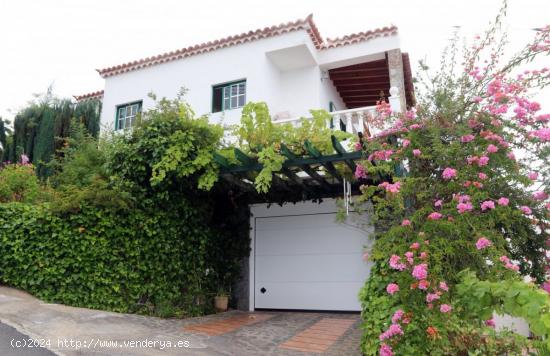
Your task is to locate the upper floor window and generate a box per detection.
[212,80,246,113]
[116,101,142,130]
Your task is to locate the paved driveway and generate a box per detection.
[0,287,361,355]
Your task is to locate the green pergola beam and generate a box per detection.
[331,135,357,173]
[304,140,342,183]
[280,143,331,190]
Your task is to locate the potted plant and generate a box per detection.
[214,287,229,312]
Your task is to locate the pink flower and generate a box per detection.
[481,200,495,211]
[485,319,496,328]
[461,134,475,143]
[478,156,490,166]
[420,252,428,259]
[386,283,400,295]
[418,279,430,290]
[499,255,510,264]
[440,304,452,313]
[410,242,420,250]
[434,199,443,208]
[412,263,428,280]
[528,171,539,180]
[401,219,411,226]
[380,343,393,356]
[20,154,29,165]
[542,282,550,295]
[379,323,404,341]
[467,156,479,165]
[354,142,362,151]
[533,191,548,201]
[413,149,421,157]
[531,128,550,141]
[392,310,404,324]
[472,96,483,103]
[402,139,410,148]
[439,281,449,292]
[507,152,516,161]
[486,144,499,153]
[389,255,406,271]
[457,202,473,214]
[428,212,442,220]
[497,197,509,206]
[476,237,492,250]
[442,168,457,180]
[355,164,367,179]
[478,172,488,180]
[520,206,532,215]
[426,293,440,303]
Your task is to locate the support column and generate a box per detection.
[387,49,407,112]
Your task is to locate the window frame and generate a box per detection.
[115,101,142,130]
[211,80,246,113]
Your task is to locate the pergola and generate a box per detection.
[213,134,376,204]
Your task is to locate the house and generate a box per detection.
[76,15,415,312]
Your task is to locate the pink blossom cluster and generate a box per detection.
[460,134,475,143]
[354,164,367,179]
[389,255,407,271]
[442,167,457,180]
[529,128,550,141]
[428,212,442,220]
[379,323,403,340]
[379,181,401,194]
[368,149,394,161]
[499,256,520,272]
[476,237,492,250]
[480,200,495,211]
[386,283,400,295]
[498,197,509,206]
[412,263,428,280]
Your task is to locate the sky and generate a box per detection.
[0,0,549,120]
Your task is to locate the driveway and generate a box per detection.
[0,287,361,355]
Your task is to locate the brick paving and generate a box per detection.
[183,313,275,336]
[279,318,356,353]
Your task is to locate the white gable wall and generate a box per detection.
[100,29,399,131]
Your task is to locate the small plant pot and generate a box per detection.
[214,295,229,312]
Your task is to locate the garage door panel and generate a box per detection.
[254,212,371,311]
[255,253,370,282]
[254,282,364,311]
[256,216,368,255]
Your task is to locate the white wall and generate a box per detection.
[100,29,401,131]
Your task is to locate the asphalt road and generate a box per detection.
[0,322,55,356]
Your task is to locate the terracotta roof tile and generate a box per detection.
[323,25,398,49]
[96,16,397,78]
[74,90,104,102]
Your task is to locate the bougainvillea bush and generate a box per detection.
[356,6,550,355]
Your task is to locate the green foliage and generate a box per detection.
[1,94,101,179]
[0,202,217,316]
[0,164,52,204]
[234,102,351,192]
[457,270,550,347]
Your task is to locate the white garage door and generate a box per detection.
[254,212,371,311]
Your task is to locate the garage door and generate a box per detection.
[254,212,371,311]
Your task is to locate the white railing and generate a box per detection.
[272,105,377,135]
[271,86,403,137]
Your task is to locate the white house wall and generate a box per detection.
[100,28,400,130]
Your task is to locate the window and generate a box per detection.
[116,101,142,130]
[212,80,246,113]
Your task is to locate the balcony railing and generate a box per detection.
[272,105,378,136]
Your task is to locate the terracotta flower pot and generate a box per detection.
[214,295,229,312]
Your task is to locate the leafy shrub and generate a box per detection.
[0,201,222,316]
[0,163,51,203]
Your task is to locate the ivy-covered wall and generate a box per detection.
[0,195,250,316]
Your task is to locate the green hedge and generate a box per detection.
[0,201,221,314]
